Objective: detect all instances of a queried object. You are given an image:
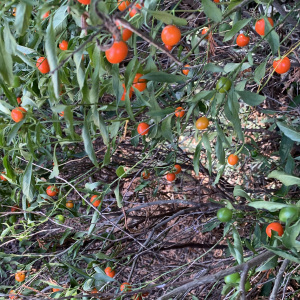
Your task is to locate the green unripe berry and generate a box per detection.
[217,207,232,222]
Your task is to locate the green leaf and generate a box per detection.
[257,255,278,272]
[94,252,115,260]
[82,119,99,167]
[227,0,242,11]
[201,0,222,22]
[202,219,221,233]
[193,138,202,175]
[264,245,300,264]
[147,107,174,117]
[7,122,25,145]
[63,262,93,279]
[277,121,300,143]
[103,145,111,166]
[233,185,251,201]
[64,106,75,140]
[279,135,294,162]
[0,29,13,86]
[254,60,267,84]
[116,166,126,178]
[3,21,17,55]
[282,219,300,250]
[224,62,251,73]
[213,165,225,185]
[202,133,212,175]
[268,170,300,186]
[49,144,59,179]
[15,3,32,36]
[22,156,34,202]
[45,18,59,99]
[223,18,252,42]
[2,155,16,181]
[114,184,122,208]
[161,116,173,142]
[141,72,186,83]
[216,123,230,146]
[0,80,16,105]
[148,11,187,26]
[189,90,215,103]
[248,201,289,212]
[216,136,225,165]
[93,270,115,283]
[88,211,99,235]
[89,1,106,25]
[203,63,223,73]
[236,90,265,106]
[232,226,244,264]
[264,16,279,55]
[53,5,68,29]
[224,90,244,141]
[74,47,85,90]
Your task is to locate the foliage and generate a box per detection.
[0,0,300,299]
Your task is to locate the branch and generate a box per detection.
[272,0,300,29]
[157,250,274,300]
[238,265,250,300]
[269,259,290,300]
[114,18,182,65]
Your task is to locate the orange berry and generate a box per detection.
[164,44,173,51]
[142,171,150,179]
[66,201,74,209]
[90,195,101,207]
[105,41,128,64]
[133,73,147,92]
[17,97,22,104]
[59,40,68,50]
[121,83,134,101]
[236,33,250,47]
[201,27,209,40]
[11,205,18,212]
[104,267,116,278]
[42,11,50,19]
[15,271,25,282]
[161,25,181,46]
[114,22,133,42]
[46,185,59,197]
[195,116,209,130]
[174,164,181,175]
[227,154,239,166]
[182,64,190,75]
[166,173,176,182]
[255,17,274,36]
[0,172,7,181]
[36,57,50,74]
[77,0,91,4]
[9,290,18,300]
[137,122,149,136]
[273,57,291,74]
[11,107,27,123]
[129,3,142,17]
[266,222,284,238]
[175,107,185,118]
[120,282,132,292]
[120,28,133,41]
[118,0,130,11]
